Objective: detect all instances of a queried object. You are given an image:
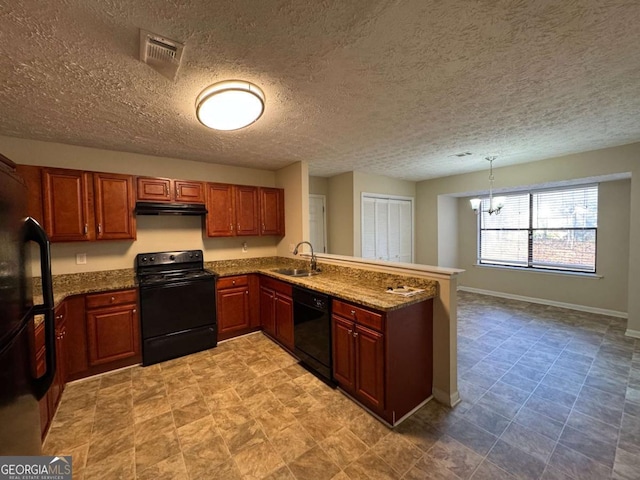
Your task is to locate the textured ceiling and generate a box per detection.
[1,1,639,181]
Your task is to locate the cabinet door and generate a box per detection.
[260,187,284,236]
[206,183,235,237]
[42,168,92,241]
[275,292,294,350]
[354,324,385,411]
[259,286,276,337]
[234,185,259,236]
[49,303,67,412]
[217,286,251,336]
[64,295,88,380]
[94,173,136,240]
[175,180,205,203]
[87,304,140,366]
[136,176,172,202]
[332,315,355,392]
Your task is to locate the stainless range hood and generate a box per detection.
[134,202,208,216]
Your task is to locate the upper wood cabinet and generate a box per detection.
[41,167,136,242]
[94,173,136,240]
[15,164,44,226]
[206,183,235,237]
[136,176,205,204]
[42,168,93,242]
[260,187,285,236]
[235,185,260,236]
[206,183,285,238]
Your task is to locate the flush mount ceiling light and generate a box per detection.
[470,156,506,215]
[195,80,265,131]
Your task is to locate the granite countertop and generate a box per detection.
[206,257,438,311]
[32,257,437,321]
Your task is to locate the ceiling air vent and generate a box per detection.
[139,29,184,80]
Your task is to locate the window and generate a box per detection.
[478,185,598,273]
[362,194,413,263]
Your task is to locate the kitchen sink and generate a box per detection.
[272,268,320,277]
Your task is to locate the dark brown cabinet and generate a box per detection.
[93,173,136,240]
[332,307,384,412]
[85,289,140,367]
[259,276,294,350]
[259,187,285,236]
[41,167,135,242]
[42,168,92,242]
[332,297,434,425]
[206,183,285,238]
[136,176,205,204]
[34,301,68,439]
[15,164,44,226]
[235,185,260,236]
[205,183,235,237]
[216,275,260,340]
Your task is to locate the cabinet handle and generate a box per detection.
[348,329,352,335]
[133,309,136,313]
[164,185,169,196]
[353,332,359,337]
[97,223,102,234]
[237,223,240,231]
[232,280,236,285]
[350,310,356,316]
[110,296,115,302]
[245,290,249,295]
[84,224,88,235]
[230,224,233,231]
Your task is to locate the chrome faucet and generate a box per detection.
[293,241,317,271]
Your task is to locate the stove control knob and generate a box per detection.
[195,252,200,257]
[141,257,147,262]
[189,253,193,258]
[170,255,175,261]
[150,256,155,262]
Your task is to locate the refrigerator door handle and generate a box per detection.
[23,217,56,400]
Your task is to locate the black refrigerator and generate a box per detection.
[0,154,56,455]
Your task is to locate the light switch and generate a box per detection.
[76,253,87,265]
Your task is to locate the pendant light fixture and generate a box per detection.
[196,80,265,131]
[470,156,506,215]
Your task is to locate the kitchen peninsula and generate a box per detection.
[33,255,441,428]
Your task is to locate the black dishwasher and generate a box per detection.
[293,287,334,385]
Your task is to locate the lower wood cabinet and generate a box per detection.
[216,275,260,340]
[259,276,293,351]
[85,290,140,367]
[332,297,434,426]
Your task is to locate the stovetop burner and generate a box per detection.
[135,250,215,286]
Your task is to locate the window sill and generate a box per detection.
[473,263,603,279]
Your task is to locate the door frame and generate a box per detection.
[309,194,328,253]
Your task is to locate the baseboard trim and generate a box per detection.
[457,286,627,319]
[626,329,640,339]
[432,387,461,408]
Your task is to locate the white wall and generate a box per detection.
[327,172,354,256]
[437,195,458,268]
[275,161,309,257]
[416,142,640,333]
[0,135,287,274]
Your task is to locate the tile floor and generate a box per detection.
[43,291,640,479]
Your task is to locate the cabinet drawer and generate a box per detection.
[86,289,137,309]
[217,275,249,290]
[332,299,384,332]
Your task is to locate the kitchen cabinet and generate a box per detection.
[205,183,285,237]
[235,185,260,236]
[15,164,44,225]
[32,301,68,439]
[332,297,434,425]
[216,275,260,340]
[86,289,140,367]
[332,305,384,411]
[205,183,235,237]
[64,295,88,380]
[259,187,285,236]
[136,176,205,203]
[41,167,135,242]
[259,276,294,351]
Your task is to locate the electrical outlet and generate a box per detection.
[76,253,87,265]
[242,242,248,253]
